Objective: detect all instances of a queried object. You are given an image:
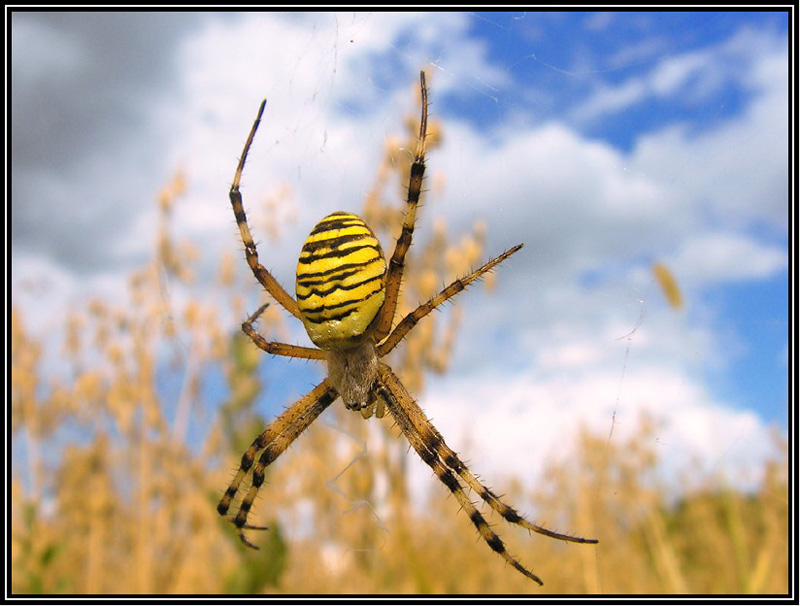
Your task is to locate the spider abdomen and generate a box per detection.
[296,212,386,350]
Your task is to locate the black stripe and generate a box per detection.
[487,534,504,554]
[301,282,383,314]
[296,273,383,300]
[301,232,373,253]
[439,469,460,493]
[419,446,436,466]
[423,431,441,453]
[308,215,365,236]
[304,307,360,323]
[303,291,383,322]
[296,268,363,287]
[297,260,383,281]
[443,452,463,473]
[300,241,382,261]
[251,465,265,488]
[239,450,255,471]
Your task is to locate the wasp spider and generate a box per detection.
[218,72,598,586]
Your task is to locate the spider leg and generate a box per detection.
[380,364,597,546]
[376,364,545,585]
[218,379,338,547]
[373,71,429,342]
[378,244,523,356]
[242,302,327,360]
[230,99,302,319]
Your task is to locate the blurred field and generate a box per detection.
[10,83,788,595]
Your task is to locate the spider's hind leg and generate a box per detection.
[376,365,546,585]
[217,380,338,547]
[379,364,597,546]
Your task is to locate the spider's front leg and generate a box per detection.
[372,70,429,342]
[229,99,302,320]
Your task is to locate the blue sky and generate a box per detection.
[11,11,790,496]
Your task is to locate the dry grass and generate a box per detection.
[10,77,788,595]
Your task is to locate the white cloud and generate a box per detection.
[416,349,779,500]
[571,78,648,122]
[649,51,711,97]
[672,232,787,283]
[433,119,671,279]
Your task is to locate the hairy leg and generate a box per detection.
[242,302,326,360]
[218,379,337,547]
[373,71,429,342]
[377,244,523,356]
[379,364,597,545]
[230,100,302,319]
[377,365,545,585]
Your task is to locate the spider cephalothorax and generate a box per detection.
[217,72,597,586]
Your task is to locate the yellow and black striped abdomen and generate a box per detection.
[296,212,386,350]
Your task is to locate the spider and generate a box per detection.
[217,71,598,586]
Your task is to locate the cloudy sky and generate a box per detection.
[11,12,789,496]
